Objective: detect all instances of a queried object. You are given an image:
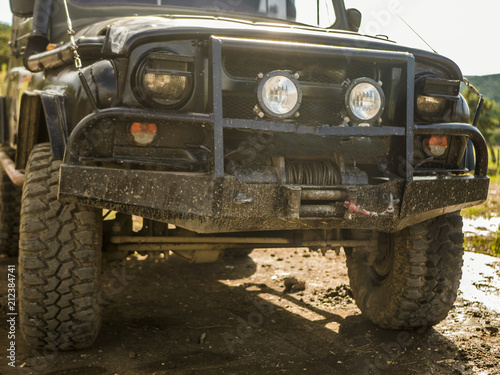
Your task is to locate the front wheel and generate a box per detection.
[19,144,103,350]
[346,213,464,329]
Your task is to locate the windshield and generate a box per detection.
[72,0,337,28]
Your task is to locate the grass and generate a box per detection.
[492,232,500,256]
[462,147,500,219]
[461,188,499,219]
[462,149,500,257]
[465,231,500,258]
[487,146,500,182]
[488,167,500,185]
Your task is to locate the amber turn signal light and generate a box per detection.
[423,135,448,157]
[130,122,158,145]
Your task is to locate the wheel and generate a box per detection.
[19,143,103,350]
[346,212,464,329]
[0,161,22,257]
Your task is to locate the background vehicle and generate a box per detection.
[0,0,489,349]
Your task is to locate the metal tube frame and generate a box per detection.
[209,36,417,181]
[60,36,490,212]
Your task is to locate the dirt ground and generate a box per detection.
[1,245,500,375]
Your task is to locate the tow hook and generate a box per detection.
[234,193,254,205]
[344,193,399,219]
[385,193,399,215]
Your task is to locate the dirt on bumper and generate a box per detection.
[58,165,489,233]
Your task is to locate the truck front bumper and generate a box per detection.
[59,108,489,233]
[59,165,488,233]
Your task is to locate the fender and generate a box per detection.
[15,91,68,169]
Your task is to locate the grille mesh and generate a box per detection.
[222,50,380,125]
[223,96,344,125]
[223,52,376,83]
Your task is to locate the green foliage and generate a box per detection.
[0,64,5,95]
[0,23,10,68]
[494,128,500,146]
[465,74,500,147]
[466,74,500,103]
[464,233,500,258]
[463,87,499,137]
[461,146,500,219]
[493,228,500,257]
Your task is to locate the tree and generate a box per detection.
[463,87,499,163]
[0,24,10,68]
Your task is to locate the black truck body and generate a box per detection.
[0,0,489,349]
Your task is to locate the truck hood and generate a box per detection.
[80,15,462,79]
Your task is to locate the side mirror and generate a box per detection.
[10,0,36,17]
[346,8,362,32]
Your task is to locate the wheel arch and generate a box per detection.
[15,91,68,170]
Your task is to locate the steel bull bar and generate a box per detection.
[58,105,489,233]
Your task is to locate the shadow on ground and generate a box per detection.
[1,249,494,375]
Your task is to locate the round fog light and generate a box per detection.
[257,71,302,119]
[345,78,385,123]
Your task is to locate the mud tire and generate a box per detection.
[19,143,103,350]
[346,212,464,329]
[0,162,22,257]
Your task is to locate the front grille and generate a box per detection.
[219,41,407,128]
[223,52,375,84]
[221,49,389,126]
[223,95,254,119]
[299,100,343,125]
[222,95,344,125]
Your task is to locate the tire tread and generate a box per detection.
[19,143,102,350]
[347,212,464,329]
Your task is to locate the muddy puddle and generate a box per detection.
[461,252,500,313]
[463,216,500,237]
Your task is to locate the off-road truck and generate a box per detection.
[1,0,489,350]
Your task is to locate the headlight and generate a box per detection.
[257,71,302,119]
[414,73,460,123]
[345,78,385,123]
[143,73,189,102]
[135,52,194,108]
[416,95,447,122]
